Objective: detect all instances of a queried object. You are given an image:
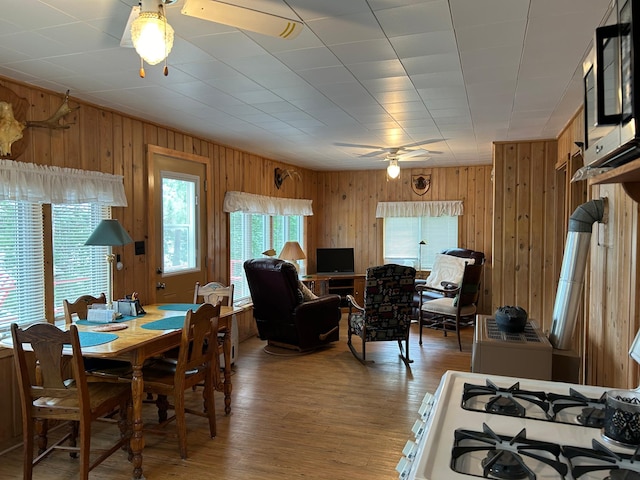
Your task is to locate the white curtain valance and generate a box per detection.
[376,200,463,218]
[0,159,128,206]
[223,191,313,216]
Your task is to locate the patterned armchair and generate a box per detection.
[346,264,416,365]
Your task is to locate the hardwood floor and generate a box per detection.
[0,322,474,479]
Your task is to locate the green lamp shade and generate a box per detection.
[85,219,133,246]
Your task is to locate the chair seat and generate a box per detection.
[34,382,130,416]
[421,297,477,317]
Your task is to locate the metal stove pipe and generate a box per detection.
[549,198,606,350]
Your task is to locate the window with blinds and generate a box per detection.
[0,201,46,334]
[52,204,110,318]
[383,216,458,270]
[229,212,303,301]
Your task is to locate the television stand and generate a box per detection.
[301,273,365,310]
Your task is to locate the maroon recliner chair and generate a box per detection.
[244,258,341,352]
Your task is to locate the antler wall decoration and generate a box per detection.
[274,167,301,189]
[26,90,79,130]
[0,86,79,159]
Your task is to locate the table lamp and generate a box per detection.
[85,219,133,307]
[279,241,305,271]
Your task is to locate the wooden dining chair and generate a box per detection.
[193,281,234,306]
[63,293,107,324]
[10,322,132,480]
[131,302,222,459]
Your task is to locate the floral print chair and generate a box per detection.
[346,264,416,366]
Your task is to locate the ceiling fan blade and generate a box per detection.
[397,139,443,150]
[120,5,140,48]
[334,142,386,150]
[181,0,303,39]
[397,149,442,160]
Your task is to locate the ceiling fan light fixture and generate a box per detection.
[131,7,174,66]
[387,159,400,179]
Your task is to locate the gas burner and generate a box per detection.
[486,395,525,417]
[563,438,640,479]
[548,388,607,427]
[462,380,550,419]
[606,470,640,480]
[577,407,606,427]
[482,449,530,479]
[451,423,567,479]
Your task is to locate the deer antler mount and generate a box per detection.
[274,167,301,189]
[0,86,79,160]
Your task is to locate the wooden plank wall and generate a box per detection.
[492,140,560,329]
[313,166,493,314]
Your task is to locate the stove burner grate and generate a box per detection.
[563,438,640,479]
[451,423,567,480]
[463,379,550,419]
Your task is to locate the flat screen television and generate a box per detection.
[316,248,355,274]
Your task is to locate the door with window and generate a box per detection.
[149,147,208,304]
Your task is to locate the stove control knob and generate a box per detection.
[412,418,426,439]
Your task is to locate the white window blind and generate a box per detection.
[52,204,110,319]
[229,211,303,302]
[0,201,45,334]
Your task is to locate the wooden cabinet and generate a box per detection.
[301,274,365,309]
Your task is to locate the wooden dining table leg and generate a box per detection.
[130,358,145,479]
[222,328,232,415]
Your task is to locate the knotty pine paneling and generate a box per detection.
[492,140,560,329]
[313,166,493,314]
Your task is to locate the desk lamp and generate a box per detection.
[85,219,133,307]
[279,241,305,272]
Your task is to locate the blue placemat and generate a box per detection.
[76,314,140,326]
[141,315,185,330]
[72,331,119,347]
[157,303,200,312]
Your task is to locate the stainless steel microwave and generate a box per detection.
[584,0,640,168]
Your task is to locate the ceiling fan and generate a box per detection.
[120,0,303,76]
[336,140,443,179]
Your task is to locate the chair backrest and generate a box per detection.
[243,258,301,331]
[176,302,221,378]
[441,248,485,265]
[11,322,88,419]
[193,282,234,306]
[364,264,416,327]
[63,293,107,324]
[457,263,484,308]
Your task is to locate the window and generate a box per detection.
[230,212,303,301]
[52,204,110,317]
[0,201,110,334]
[161,173,198,274]
[0,201,45,333]
[383,215,458,270]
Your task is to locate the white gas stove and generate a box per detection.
[397,370,639,480]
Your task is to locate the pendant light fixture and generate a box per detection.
[130,0,175,78]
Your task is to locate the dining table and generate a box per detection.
[33,302,238,480]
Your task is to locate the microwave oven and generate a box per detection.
[583,0,640,168]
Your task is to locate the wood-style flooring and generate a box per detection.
[0,322,474,479]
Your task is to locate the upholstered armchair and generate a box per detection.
[346,264,416,365]
[243,258,342,352]
[411,248,485,320]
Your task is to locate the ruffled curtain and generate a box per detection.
[0,159,127,206]
[223,191,313,216]
[375,200,463,218]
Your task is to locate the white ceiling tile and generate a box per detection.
[376,1,453,37]
[329,40,396,67]
[306,12,385,45]
[0,0,612,170]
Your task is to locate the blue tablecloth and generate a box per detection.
[157,303,200,312]
[141,315,185,330]
[74,331,119,347]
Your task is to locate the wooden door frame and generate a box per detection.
[146,145,212,304]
